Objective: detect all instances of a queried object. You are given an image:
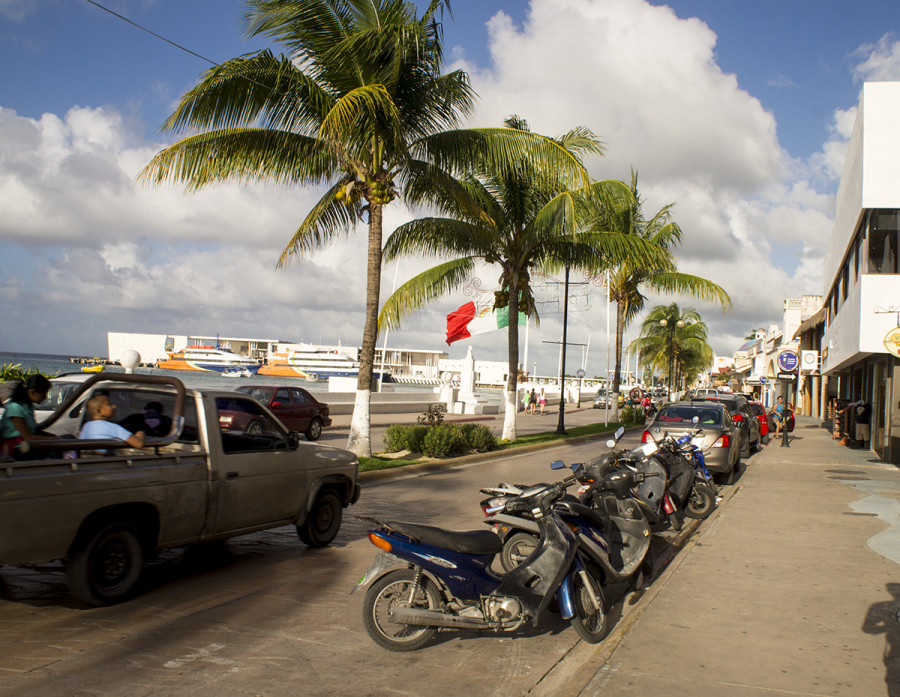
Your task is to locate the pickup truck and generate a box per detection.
[0,374,359,606]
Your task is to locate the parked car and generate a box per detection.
[692,388,721,399]
[234,385,332,441]
[642,400,741,483]
[748,401,770,443]
[700,394,761,457]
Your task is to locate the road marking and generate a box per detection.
[163,643,234,669]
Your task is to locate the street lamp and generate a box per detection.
[660,318,684,400]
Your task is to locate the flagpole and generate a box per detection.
[523,314,530,380]
[605,270,610,426]
[378,263,399,393]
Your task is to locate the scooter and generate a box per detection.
[481,459,653,594]
[353,464,648,651]
[647,425,718,520]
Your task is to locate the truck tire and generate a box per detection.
[67,522,144,606]
[297,490,342,547]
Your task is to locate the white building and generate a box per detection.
[819,81,900,462]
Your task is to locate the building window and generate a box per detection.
[868,209,900,274]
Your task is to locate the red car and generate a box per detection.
[748,401,769,443]
[233,385,332,441]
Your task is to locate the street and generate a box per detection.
[0,431,727,697]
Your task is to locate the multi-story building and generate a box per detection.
[819,81,900,462]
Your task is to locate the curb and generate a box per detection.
[529,459,750,697]
[358,424,647,485]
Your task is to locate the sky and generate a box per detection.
[2,0,900,380]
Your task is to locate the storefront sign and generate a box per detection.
[776,350,799,373]
[884,328,900,358]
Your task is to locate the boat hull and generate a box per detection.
[156,360,260,374]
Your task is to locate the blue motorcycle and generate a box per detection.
[354,464,648,651]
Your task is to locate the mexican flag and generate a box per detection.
[445,300,525,345]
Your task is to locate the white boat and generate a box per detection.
[258,347,391,382]
[156,345,260,374]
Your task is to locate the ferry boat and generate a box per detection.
[156,346,261,374]
[257,349,391,382]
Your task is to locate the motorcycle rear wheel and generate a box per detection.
[500,532,539,573]
[363,569,441,652]
[569,571,610,643]
[683,483,716,519]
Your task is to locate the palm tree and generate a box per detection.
[139,0,588,456]
[378,118,663,441]
[630,303,713,398]
[600,170,730,404]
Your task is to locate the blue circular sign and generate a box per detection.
[776,351,799,372]
[759,376,767,384]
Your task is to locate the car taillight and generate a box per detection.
[641,430,651,443]
[710,435,730,448]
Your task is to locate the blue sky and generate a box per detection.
[1,0,900,375]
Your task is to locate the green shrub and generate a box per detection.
[463,424,497,452]
[422,423,464,458]
[620,405,638,423]
[416,403,446,425]
[383,424,429,453]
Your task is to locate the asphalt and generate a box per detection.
[347,408,900,696]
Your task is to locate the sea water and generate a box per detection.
[0,351,502,405]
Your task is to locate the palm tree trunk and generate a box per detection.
[502,267,519,441]
[347,203,383,457]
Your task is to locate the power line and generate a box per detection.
[83,0,218,66]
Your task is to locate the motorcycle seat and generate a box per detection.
[382,520,504,555]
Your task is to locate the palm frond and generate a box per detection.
[378,256,476,330]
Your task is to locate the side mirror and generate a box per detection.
[606,439,617,448]
[288,431,300,449]
[692,416,699,424]
[550,460,565,470]
[271,401,283,408]
[614,426,625,439]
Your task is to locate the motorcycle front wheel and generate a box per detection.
[683,483,716,519]
[362,569,441,652]
[569,571,610,643]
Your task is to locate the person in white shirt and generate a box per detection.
[80,394,146,450]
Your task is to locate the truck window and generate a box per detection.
[93,388,201,447]
[216,397,288,454]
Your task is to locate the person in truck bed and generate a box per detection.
[79,394,146,450]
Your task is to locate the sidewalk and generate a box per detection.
[538,417,900,697]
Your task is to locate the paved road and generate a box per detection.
[0,430,739,697]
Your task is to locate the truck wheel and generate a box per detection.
[67,522,144,606]
[305,418,323,441]
[297,490,342,547]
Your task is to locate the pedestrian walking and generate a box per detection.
[529,388,537,415]
[539,388,546,415]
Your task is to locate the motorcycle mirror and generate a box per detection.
[614,426,625,439]
[550,460,566,470]
[570,462,585,473]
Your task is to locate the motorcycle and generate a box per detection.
[646,424,718,520]
[480,429,655,586]
[353,463,649,651]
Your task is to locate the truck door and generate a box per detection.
[210,396,307,534]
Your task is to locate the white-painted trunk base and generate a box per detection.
[347,389,372,457]
[502,390,517,441]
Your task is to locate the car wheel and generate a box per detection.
[727,458,741,485]
[246,419,264,435]
[305,417,323,441]
[67,522,144,606]
[297,490,342,547]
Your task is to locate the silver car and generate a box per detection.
[642,401,741,484]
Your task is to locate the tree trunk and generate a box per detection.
[347,203,383,457]
[501,267,519,442]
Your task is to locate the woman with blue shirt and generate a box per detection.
[0,374,53,458]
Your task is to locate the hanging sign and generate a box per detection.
[884,328,900,358]
[776,350,799,374]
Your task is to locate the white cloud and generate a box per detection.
[852,34,900,82]
[0,0,864,375]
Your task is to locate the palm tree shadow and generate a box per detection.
[862,582,900,697]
